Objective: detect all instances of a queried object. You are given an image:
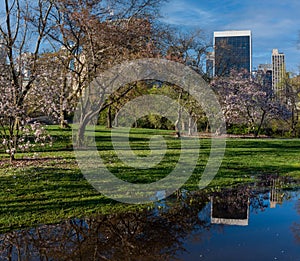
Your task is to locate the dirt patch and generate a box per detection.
[0,157,64,168]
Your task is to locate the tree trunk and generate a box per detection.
[291,104,298,137]
[77,124,85,148]
[188,115,193,136]
[181,120,185,133]
[106,106,112,129]
[59,76,71,129]
[174,119,181,138]
[114,110,119,127]
[60,83,66,128]
[60,109,70,128]
[175,90,183,138]
[133,117,137,128]
[255,110,266,138]
[192,120,198,134]
[206,122,209,133]
[10,153,15,164]
[76,114,93,148]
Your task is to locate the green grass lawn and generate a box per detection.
[0,126,300,233]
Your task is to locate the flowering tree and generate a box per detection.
[0,0,166,155]
[42,0,166,146]
[26,50,77,128]
[211,70,291,136]
[0,64,52,162]
[0,0,53,162]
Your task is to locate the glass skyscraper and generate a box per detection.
[213,30,252,76]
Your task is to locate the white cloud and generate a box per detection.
[160,0,216,27]
[160,0,300,71]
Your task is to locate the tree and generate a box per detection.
[103,81,152,128]
[19,0,164,131]
[280,73,300,136]
[162,29,210,137]
[0,0,53,161]
[44,0,167,146]
[27,49,77,128]
[211,70,291,137]
[148,82,207,135]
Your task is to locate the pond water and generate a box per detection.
[1,177,300,261]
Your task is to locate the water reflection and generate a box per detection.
[0,176,299,261]
[291,198,300,245]
[210,188,250,226]
[0,195,209,260]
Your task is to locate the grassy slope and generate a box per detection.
[0,126,300,233]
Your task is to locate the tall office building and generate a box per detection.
[213,30,252,76]
[272,49,286,95]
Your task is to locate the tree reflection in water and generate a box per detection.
[0,193,211,261]
[0,175,299,260]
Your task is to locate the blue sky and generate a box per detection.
[1,0,299,73]
[160,0,300,73]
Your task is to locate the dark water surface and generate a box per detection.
[179,190,300,261]
[1,178,300,260]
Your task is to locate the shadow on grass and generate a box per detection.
[0,166,121,233]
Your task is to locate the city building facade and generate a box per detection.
[213,30,252,76]
[272,49,286,95]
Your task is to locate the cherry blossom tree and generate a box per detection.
[40,0,166,145]
[26,49,77,128]
[211,70,291,137]
[0,0,54,161]
[0,63,52,162]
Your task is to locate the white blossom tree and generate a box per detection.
[0,0,53,162]
[211,70,291,137]
[26,49,77,128]
[40,0,166,145]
